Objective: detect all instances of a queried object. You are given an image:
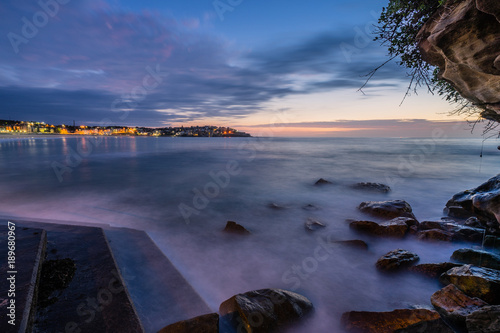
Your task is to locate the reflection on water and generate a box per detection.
[0,136,499,332]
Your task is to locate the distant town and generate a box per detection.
[0,119,251,137]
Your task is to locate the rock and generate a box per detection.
[302,204,319,211]
[417,229,452,242]
[158,313,219,333]
[223,221,251,235]
[420,221,447,230]
[268,203,286,210]
[351,182,391,193]
[333,240,369,250]
[376,249,420,271]
[466,305,500,333]
[440,264,500,304]
[465,217,484,228]
[445,174,500,227]
[341,309,441,333]
[314,178,332,185]
[219,289,313,333]
[408,262,462,279]
[359,200,417,220]
[305,218,326,231]
[451,226,485,243]
[483,235,500,250]
[451,248,500,270]
[349,218,410,238]
[417,0,500,118]
[431,284,488,332]
[394,318,454,333]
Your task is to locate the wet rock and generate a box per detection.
[445,174,500,226]
[376,249,420,271]
[394,318,454,333]
[431,284,488,332]
[305,218,326,232]
[223,221,251,235]
[440,264,500,304]
[349,217,413,238]
[359,200,416,220]
[351,182,391,193]
[408,262,462,279]
[268,203,286,210]
[341,309,441,333]
[451,226,485,243]
[314,178,332,185]
[466,305,500,333]
[483,235,500,250]
[302,204,319,211]
[333,240,369,250]
[417,229,452,242]
[465,217,484,229]
[158,313,219,333]
[445,205,477,220]
[219,289,313,333]
[451,248,500,270]
[420,221,447,230]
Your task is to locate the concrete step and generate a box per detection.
[16,221,145,333]
[0,224,46,333]
[105,227,212,333]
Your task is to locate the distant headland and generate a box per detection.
[0,119,251,137]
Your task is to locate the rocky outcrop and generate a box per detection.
[408,262,462,278]
[219,289,313,333]
[341,309,442,333]
[158,313,219,333]
[445,174,500,228]
[358,200,417,220]
[417,0,500,119]
[351,182,391,193]
[376,249,420,271]
[451,248,500,270]
[466,305,500,333]
[440,265,500,304]
[431,284,488,332]
[223,221,251,235]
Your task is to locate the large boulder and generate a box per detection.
[158,313,219,333]
[358,200,416,220]
[341,309,441,333]
[417,0,500,119]
[431,284,488,332]
[408,262,462,279]
[445,174,500,227]
[440,265,500,304]
[219,289,313,333]
[394,319,454,333]
[466,305,500,333]
[376,249,420,271]
[451,248,500,270]
[349,218,412,238]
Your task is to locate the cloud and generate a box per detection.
[0,0,410,125]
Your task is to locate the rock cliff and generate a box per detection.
[417,0,500,121]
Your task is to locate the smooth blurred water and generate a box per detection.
[1,135,499,332]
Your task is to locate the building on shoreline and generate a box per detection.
[0,120,251,137]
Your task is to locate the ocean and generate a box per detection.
[1,135,499,332]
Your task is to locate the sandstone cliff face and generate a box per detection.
[417,0,500,120]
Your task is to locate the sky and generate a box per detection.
[0,0,486,137]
